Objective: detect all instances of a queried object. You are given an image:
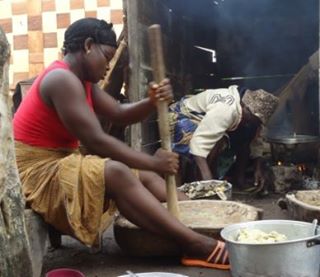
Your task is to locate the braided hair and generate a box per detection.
[62,18,117,55]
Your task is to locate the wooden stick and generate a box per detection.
[100,39,127,90]
[148,24,180,219]
[269,49,319,125]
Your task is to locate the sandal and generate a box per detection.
[181,240,230,270]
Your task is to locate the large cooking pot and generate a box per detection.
[266,134,320,164]
[221,220,320,277]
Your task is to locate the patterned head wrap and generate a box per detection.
[242,89,279,125]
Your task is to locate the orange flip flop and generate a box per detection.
[181,240,230,270]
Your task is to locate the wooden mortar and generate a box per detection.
[113,200,263,257]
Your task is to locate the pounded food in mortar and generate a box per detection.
[236,228,287,243]
[296,190,320,207]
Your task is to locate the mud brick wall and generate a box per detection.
[0,0,124,90]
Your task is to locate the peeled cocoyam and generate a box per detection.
[236,228,287,243]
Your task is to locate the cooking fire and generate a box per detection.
[272,160,320,193]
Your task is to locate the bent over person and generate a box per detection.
[169,85,279,189]
[13,18,230,270]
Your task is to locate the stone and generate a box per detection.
[0,25,33,277]
[24,209,48,277]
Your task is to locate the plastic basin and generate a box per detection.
[46,268,85,277]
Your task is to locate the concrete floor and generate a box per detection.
[41,194,290,277]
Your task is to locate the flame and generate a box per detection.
[277,161,282,166]
[296,164,306,172]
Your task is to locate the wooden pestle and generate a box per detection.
[148,24,180,219]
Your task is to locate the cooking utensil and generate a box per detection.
[221,220,320,277]
[266,134,320,144]
[279,190,320,223]
[148,24,180,219]
[266,134,320,164]
[126,271,138,277]
[312,219,318,235]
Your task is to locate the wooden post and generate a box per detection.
[148,25,180,219]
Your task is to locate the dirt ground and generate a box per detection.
[41,194,290,277]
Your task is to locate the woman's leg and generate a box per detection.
[207,136,228,178]
[104,160,214,259]
[138,170,189,202]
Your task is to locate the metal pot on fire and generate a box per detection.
[266,134,320,164]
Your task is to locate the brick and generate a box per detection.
[28,15,42,31]
[110,0,122,9]
[97,0,110,7]
[85,11,97,18]
[14,72,30,87]
[12,1,28,15]
[69,9,85,22]
[70,0,84,10]
[57,13,70,28]
[28,31,43,53]
[111,9,123,24]
[42,0,55,12]
[56,29,65,49]
[0,1,12,19]
[27,0,42,15]
[29,63,44,78]
[58,51,63,60]
[12,15,28,35]
[29,52,44,63]
[13,49,29,72]
[84,0,97,11]
[44,32,57,48]
[0,18,12,33]
[42,11,57,32]
[44,48,59,67]
[13,34,28,50]
[56,1,70,13]
[24,210,48,277]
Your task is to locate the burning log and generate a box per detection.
[271,163,303,193]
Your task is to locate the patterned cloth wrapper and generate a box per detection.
[169,96,203,157]
[15,141,116,247]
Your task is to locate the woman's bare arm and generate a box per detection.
[40,70,178,175]
[92,79,172,125]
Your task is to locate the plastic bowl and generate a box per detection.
[118,273,188,277]
[46,268,85,277]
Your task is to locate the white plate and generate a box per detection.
[118,272,189,277]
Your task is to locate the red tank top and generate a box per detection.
[13,60,94,149]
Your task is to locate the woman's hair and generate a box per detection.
[62,18,117,55]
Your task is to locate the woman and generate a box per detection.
[169,86,279,188]
[13,18,229,270]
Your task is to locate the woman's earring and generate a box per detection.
[86,50,91,54]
